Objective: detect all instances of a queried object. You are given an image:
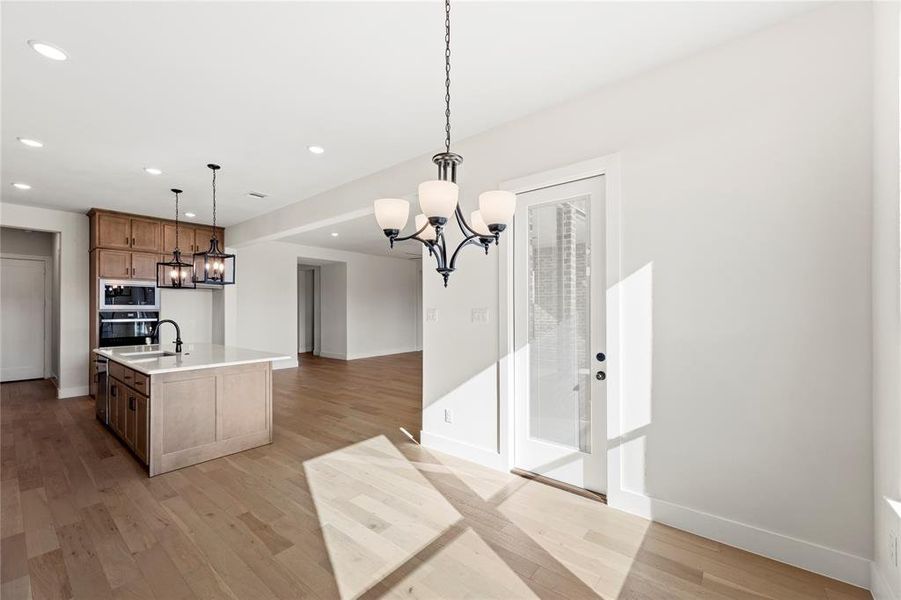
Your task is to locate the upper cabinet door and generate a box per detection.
[131,253,159,281]
[97,249,131,278]
[97,214,131,249]
[130,219,161,252]
[163,224,195,254]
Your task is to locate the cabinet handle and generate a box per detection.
[129,397,136,411]
[131,237,135,246]
[125,236,129,244]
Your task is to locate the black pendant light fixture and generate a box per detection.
[372,0,516,286]
[193,163,235,286]
[156,188,196,289]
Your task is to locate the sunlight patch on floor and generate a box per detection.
[382,526,540,599]
[303,435,462,599]
[496,478,651,598]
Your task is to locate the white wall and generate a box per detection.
[229,240,418,364]
[159,289,214,349]
[319,262,347,359]
[0,204,89,397]
[1,227,55,256]
[871,2,901,598]
[226,4,874,585]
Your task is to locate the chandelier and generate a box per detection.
[373,0,516,286]
[193,163,235,286]
[156,188,195,289]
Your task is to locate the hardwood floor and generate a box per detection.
[1,352,869,599]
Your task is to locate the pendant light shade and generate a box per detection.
[469,210,491,236]
[418,180,458,224]
[374,198,410,233]
[193,164,236,286]
[478,190,516,230]
[414,213,438,241]
[157,189,196,289]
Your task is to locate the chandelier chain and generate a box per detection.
[211,167,217,237]
[444,0,451,153]
[174,190,180,251]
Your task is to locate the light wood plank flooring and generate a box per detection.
[0,352,870,599]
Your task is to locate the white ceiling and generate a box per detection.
[2,1,814,227]
[283,212,423,260]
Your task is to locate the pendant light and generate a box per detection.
[193,163,236,286]
[372,0,516,286]
[156,188,196,289]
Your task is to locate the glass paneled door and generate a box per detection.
[514,176,606,492]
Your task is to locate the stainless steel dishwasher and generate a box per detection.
[95,356,109,425]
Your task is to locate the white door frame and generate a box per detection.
[0,253,54,380]
[497,154,622,482]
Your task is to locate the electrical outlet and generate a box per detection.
[444,409,453,424]
[890,531,898,568]
[426,308,439,322]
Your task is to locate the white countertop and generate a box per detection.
[93,344,292,375]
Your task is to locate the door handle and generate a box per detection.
[596,371,606,381]
[596,352,606,362]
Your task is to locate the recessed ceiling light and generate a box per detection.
[308,145,325,155]
[12,182,32,190]
[144,167,162,175]
[184,212,196,218]
[330,232,339,237]
[27,40,67,61]
[17,137,43,148]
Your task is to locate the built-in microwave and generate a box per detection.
[99,279,160,311]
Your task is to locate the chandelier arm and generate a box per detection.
[448,234,489,270]
[393,222,431,243]
[453,203,481,237]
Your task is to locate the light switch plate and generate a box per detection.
[426,308,439,322]
[444,409,453,424]
[471,307,489,323]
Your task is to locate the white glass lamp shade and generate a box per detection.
[374,198,409,231]
[414,213,438,241]
[418,180,459,221]
[470,210,491,236]
[478,190,516,227]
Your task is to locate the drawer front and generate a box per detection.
[131,371,149,394]
[109,361,137,387]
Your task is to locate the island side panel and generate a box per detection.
[149,361,273,476]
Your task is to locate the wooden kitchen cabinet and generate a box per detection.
[109,379,119,431]
[114,380,129,437]
[107,364,150,464]
[96,213,132,249]
[192,227,225,252]
[97,249,132,278]
[163,224,195,254]
[130,218,161,252]
[131,252,159,280]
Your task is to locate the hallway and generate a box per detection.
[0,354,869,599]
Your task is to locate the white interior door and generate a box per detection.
[514,176,606,492]
[1,257,46,381]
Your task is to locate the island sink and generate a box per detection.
[93,343,290,476]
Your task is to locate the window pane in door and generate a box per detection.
[527,196,591,452]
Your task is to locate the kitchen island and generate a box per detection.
[93,344,291,476]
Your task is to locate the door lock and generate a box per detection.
[596,352,606,362]
[596,371,606,381]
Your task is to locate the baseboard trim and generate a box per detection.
[272,357,299,370]
[318,351,347,360]
[871,562,898,600]
[420,431,507,471]
[57,385,89,399]
[346,347,421,360]
[608,489,870,588]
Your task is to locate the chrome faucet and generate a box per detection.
[150,319,183,353]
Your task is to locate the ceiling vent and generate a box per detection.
[248,191,268,199]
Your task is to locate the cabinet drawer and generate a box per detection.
[109,361,138,386]
[131,370,149,394]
